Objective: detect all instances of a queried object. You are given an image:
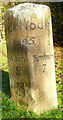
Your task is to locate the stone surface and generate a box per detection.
[4,3,57,114]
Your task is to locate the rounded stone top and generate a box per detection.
[8,3,49,10]
[5,3,50,22]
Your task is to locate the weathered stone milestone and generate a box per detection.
[5,3,57,114]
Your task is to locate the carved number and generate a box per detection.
[21,37,35,46]
[43,64,46,72]
[16,66,21,75]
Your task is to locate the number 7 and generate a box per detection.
[43,64,46,72]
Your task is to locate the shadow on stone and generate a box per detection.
[2,69,11,98]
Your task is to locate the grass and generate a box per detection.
[0,43,63,119]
